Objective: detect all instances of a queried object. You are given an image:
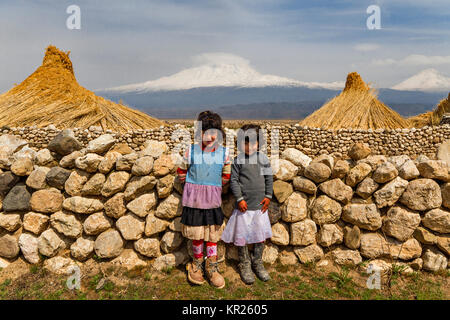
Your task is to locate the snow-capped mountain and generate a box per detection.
[392,69,450,92]
[100,53,344,92]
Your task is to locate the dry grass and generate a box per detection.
[300,72,411,130]
[0,45,163,133]
[408,93,450,127]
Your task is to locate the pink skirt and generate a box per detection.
[221,209,273,246]
[182,182,222,209]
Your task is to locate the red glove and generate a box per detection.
[260,197,270,213]
[238,200,248,213]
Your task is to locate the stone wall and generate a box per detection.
[0,131,449,275]
[1,123,449,159]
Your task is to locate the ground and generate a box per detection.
[0,257,448,300]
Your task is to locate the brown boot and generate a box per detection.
[205,256,225,289]
[186,258,206,285]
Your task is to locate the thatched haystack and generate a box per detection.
[0,45,163,133]
[408,93,450,127]
[299,72,410,130]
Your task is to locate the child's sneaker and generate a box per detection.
[205,256,225,289]
[187,258,206,285]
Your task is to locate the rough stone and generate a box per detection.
[332,248,362,266]
[372,161,398,183]
[398,160,420,180]
[348,142,371,160]
[104,193,127,219]
[422,248,448,272]
[344,225,361,249]
[94,229,124,259]
[70,237,94,261]
[63,196,103,214]
[83,211,113,235]
[157,174,175,199]
[413,227,437,245]
[382,205,421,241]
[0,213,21,232]
[272,180,293,203]
[134,238,161,258]
[422,208,450,234]
[290,219,317,246]
[43,257,79,275]
[317,224,343,247]
[30,188,63,213]
[74,153,104,173]
[280,192,308,223]
[373,176,409,208]
[294,244,324,264]
[271,222,290,246]
[50,211,83,238]
[45,166,72,190]
[304,162,331,184]
[345,163,372,187]
[11,157,33,176]
[64,169,90,196]
[3,184,31,212]
[319,178,353,204]
[26,166,51,190]
[400,178,442,211]
[116,214,145,240]
[48,129,82,156]
[0,234,19,259]
[132,156,154,176]
[342,203,382,231]
[87,134,116,155]
[356,177,379,199]
[124,175,157,201]
[273,159,298,181]
[155,193,182,220]
[81,173,106,196]
[101,171,130,197]
[18,233,40,264]
[23,212,49,235]
[292,176,317,195]
[310,195,342,225]
[38,229,65,257]
[126,192,157,218]
[417,160,449,181]
[160,230,184,253]
[360,232,389,259]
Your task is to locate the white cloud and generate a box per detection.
[354,43,380,52]
[373,54,450,66]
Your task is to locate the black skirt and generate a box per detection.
[180,206,224,226]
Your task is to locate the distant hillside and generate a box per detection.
[97,85,445,120]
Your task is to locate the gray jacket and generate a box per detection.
[230,151,273,210]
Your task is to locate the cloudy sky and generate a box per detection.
[0,0,449,92]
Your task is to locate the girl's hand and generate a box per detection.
[260,198,270,213]
[238,200,247,212]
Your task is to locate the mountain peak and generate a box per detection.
[392,68,450,92]
[99,53,344,92]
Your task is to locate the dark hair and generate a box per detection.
[237,124,266,152]
[194,110,225,143]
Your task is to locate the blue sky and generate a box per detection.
[0,0,449,91]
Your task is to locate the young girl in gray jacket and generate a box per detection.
[221,124,273,284]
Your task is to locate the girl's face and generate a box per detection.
[202,129,219,148]
[242,140,258,155]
